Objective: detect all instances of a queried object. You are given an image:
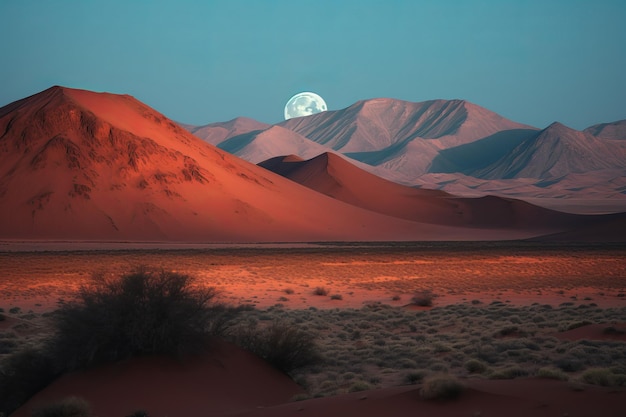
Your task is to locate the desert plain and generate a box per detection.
[1,242,625,417]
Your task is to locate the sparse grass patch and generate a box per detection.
[490,366,529,379]
[566,320,592,331]
[330,294,343,300]
[348,381,371,392]
[581,368,626,387]
[32,396,92,417]
[537,367,569,381]
[291,393,310,402]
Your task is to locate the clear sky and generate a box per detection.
[1,0,625,130]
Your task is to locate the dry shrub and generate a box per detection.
[581,368,626,387]
[464,359,487,374]
[313,287,329,296]
[411,291,434,307]
[348,381,371,392]
[420,374,465,401]
[0,348,58,416]
[52,267,241,369]
[233,320,321,374]
[404,370,428,385]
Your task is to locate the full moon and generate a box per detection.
[284,92,327,120]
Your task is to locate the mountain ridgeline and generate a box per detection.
[189,97,626,210]
[0,86,624,242]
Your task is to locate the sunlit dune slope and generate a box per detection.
[0,86,519,241]
[259,152,626,236]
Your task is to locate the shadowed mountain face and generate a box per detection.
[4,86,512,241]
[429,123,626,179]
[188,117,270,146]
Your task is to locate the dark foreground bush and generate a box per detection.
[420,374,465,401]
[52,267,241,369]
[233,320,321,375]
[0,348,59,416]
[32,397,92,417]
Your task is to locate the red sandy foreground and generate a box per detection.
[14,359,626,417]
[2,245,625,416]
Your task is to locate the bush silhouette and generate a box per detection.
[52,267,239,369]
[0,348,59,416]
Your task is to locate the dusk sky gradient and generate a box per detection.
[2,0,625,130]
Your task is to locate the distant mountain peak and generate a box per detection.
[584,119,626,140]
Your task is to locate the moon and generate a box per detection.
[284,92,327,120]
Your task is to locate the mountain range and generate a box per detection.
[190,99,626,214]
[0,86,624,242]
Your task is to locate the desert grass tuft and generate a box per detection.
[411,291,435,307]
[313,287,329,296]
[420,374,465,401]
[537,367,569,381]
[464,359,487,374]
[581,368,626,387]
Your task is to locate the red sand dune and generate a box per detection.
[259,152,626,238]
[12,341,302,417]
[18,370,625,417]
[236,378,625,417]
[1,86,526,242]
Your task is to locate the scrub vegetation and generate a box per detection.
[1,267,626,414]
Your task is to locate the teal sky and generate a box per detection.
[1,0,625,130]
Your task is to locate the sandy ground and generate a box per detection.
[3,243,626,417]
[1,243,624,312]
